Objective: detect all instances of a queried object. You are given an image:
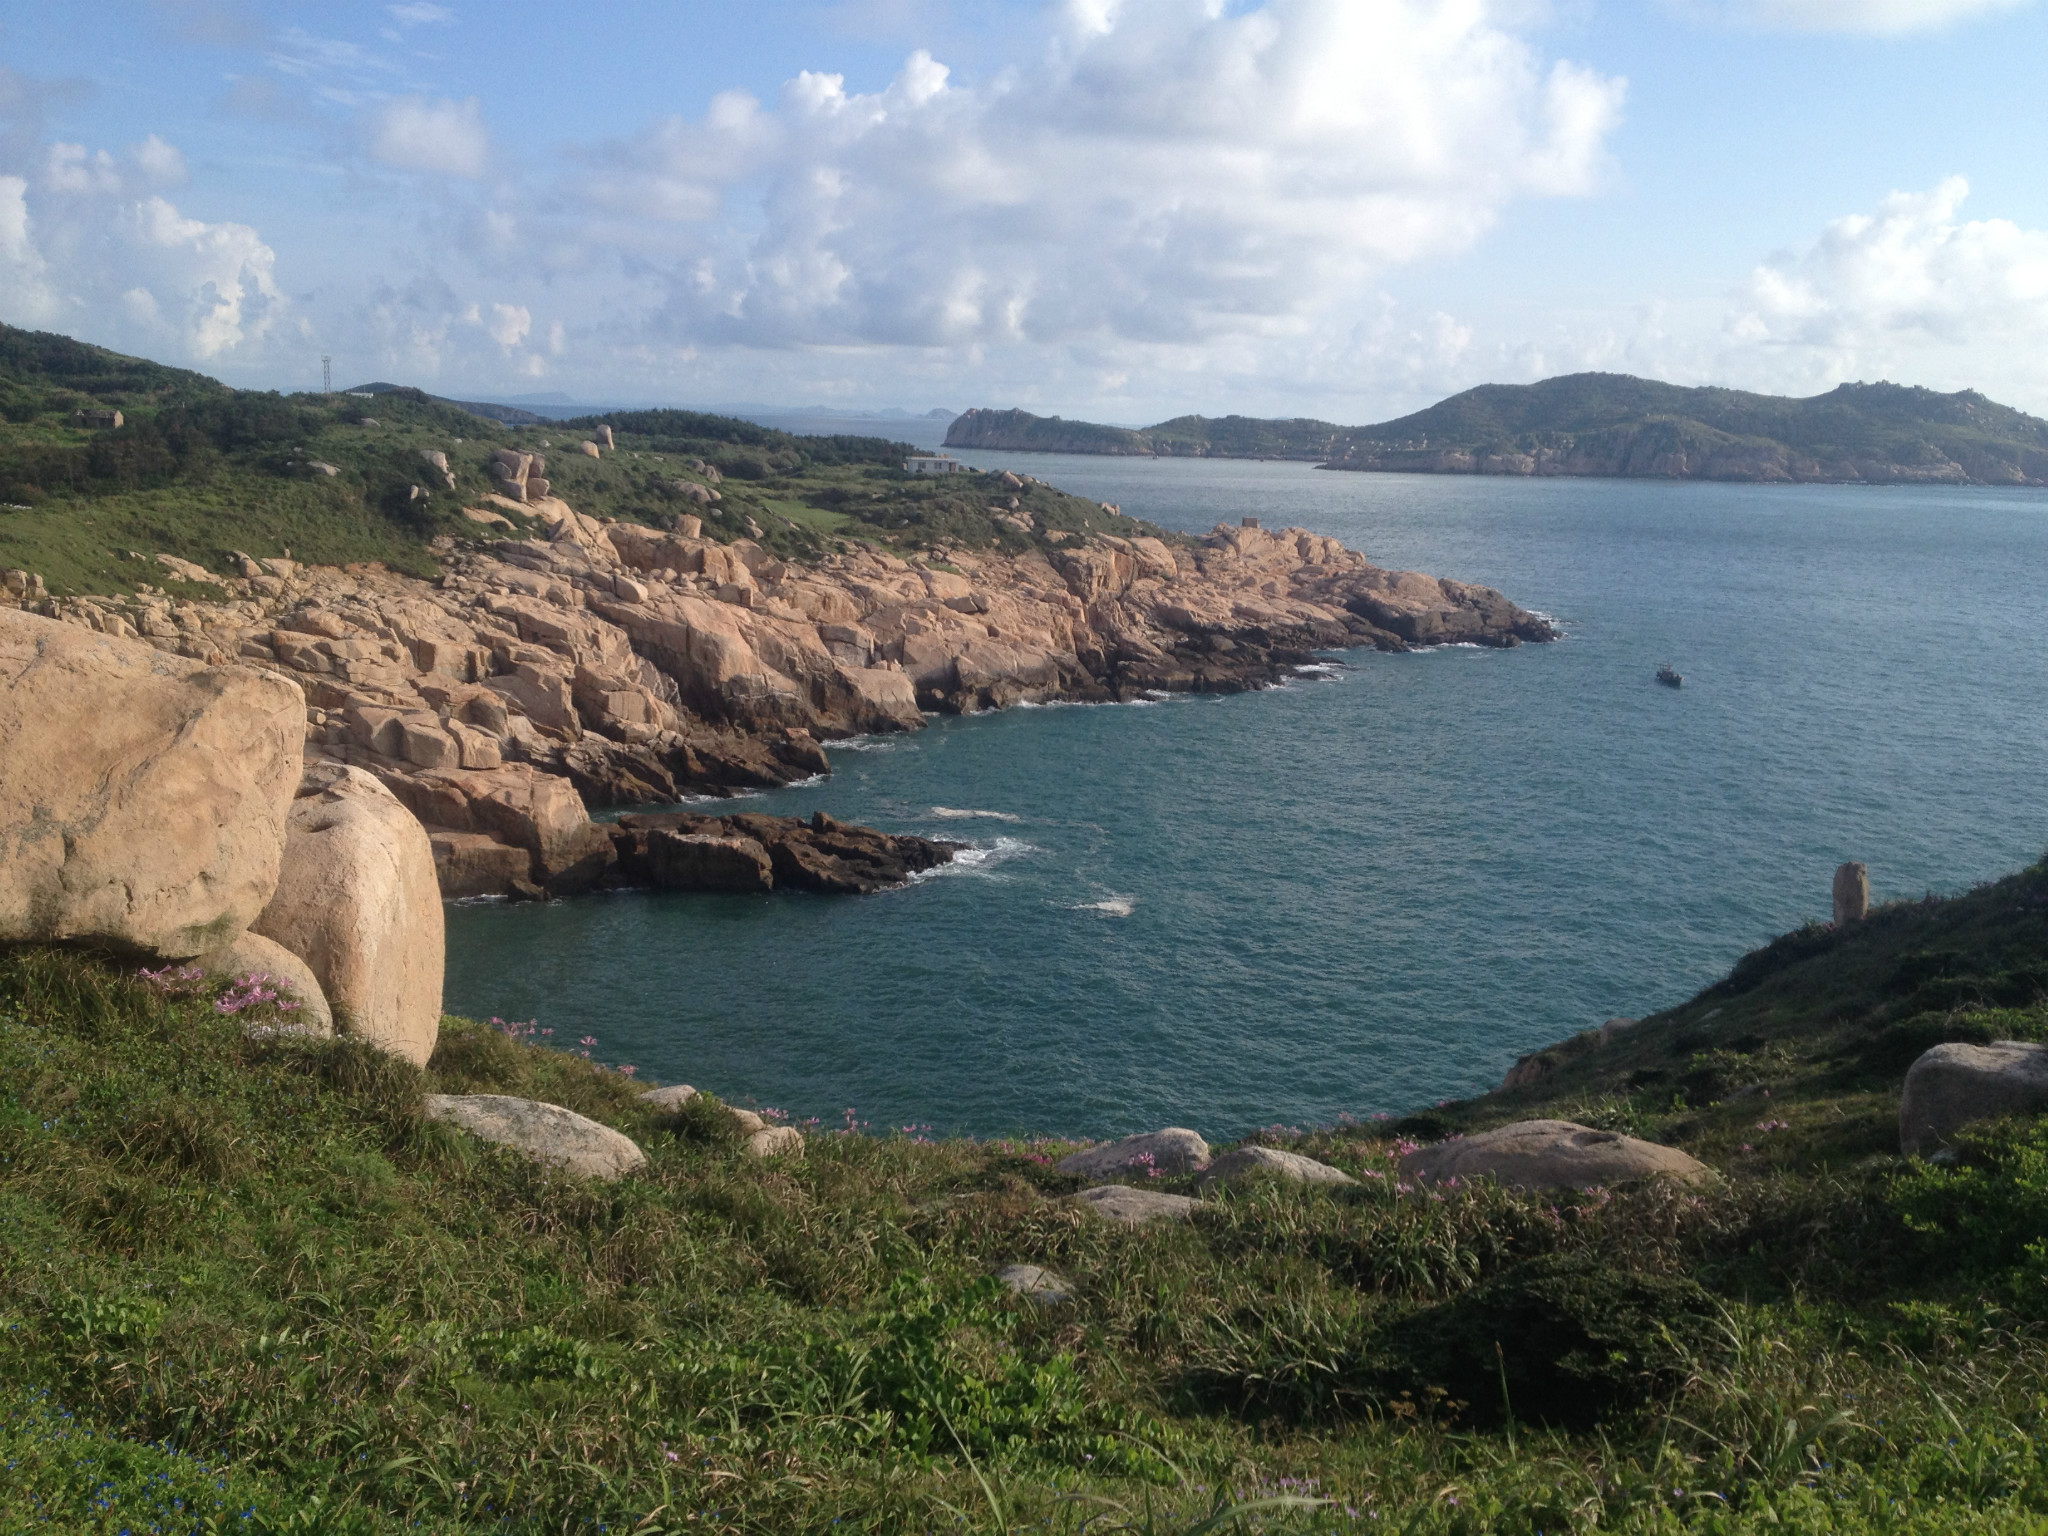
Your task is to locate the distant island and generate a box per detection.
[946,373,2048,486]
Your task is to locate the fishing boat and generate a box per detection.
[1656,663,1683,688]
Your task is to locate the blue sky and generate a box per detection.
[2,0,2044,421]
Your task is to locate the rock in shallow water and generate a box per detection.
[1055,1128,1210,1179]
[1900,1041,2048,1155]
[1401,1119,1710,1190]
[424,1094,647,1179]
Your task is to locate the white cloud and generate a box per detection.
[1730,178,2048,368]
[388,2,455,24]
[485,301,530,347]
[368,95,490,176]
[1688,0,2030,32]
[571,0,1624,356]
[0,148,286,362]
[131,134,188,185]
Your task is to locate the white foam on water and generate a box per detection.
[931,806,1023,822]
[1065,893,1137,917]
[913,835,1038,881]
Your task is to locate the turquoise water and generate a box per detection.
[444,461,2048,1138]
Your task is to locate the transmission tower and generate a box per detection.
[322,355,332,395]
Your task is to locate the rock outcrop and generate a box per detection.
[1833,862,1869,926]
[0,608,303,957]
[254,765,444,1065]
[1401,1120,1711,1190]
[424,1094,648,1179]
[613,810,956,895]
[193,931,333,1036]
[1199,1144,1355,1187]
[993,1264,1073,1302]
[3,493,1551,900]
[1056,1128,1212,1180]
[1900,1041,2048,1155]
[1071,1185,1198,1224]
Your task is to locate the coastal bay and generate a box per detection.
[446,463,2048,1137]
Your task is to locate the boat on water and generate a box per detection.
[1656,663,1683,688]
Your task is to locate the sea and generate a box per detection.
[444,454,2048,1140]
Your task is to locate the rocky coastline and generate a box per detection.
[2,497,1552,900]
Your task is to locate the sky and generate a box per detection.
[1,0,2045,423]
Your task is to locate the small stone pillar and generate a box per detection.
[1833,862,1869,926]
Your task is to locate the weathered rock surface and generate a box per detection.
[993,1264,1073,1302]
[1401,1119,1711,1190]
[253,765,444,1065]
[423,1094,648,1179]
[616,810,955,894]
[1055,1128,1211,1180]
[746,1126,804,1158]
[639,1084,699,1111]
[1072,1185,1198,1224]
[194,931,333,1036]
[1900,1041,2048,1155]
[4,489,1551,902]
[0,608,303,957]
[1199,1144,1355,1187]
[1834,862,1869,926]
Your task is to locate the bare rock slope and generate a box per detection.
[5,500,1551,898]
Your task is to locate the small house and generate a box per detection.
[903,454,967,475]
[73,408,123,430]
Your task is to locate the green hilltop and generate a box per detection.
[946,373,2048,485]
[12,854,2048,1530]
[0,324,1156,597]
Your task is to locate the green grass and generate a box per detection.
[16,863,2048,1532]
[0,323,1173,596]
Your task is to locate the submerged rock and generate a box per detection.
[1401,1119,1710,1190]
[424,1093,648,1179]
[616,809,955,894]
[1901,1040,2048,1155]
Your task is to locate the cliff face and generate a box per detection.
[3,497,1551,898]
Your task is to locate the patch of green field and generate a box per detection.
[14,866,2048,1532]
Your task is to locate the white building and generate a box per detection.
[904,454,968,474]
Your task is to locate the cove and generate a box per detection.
[446,462,2048,1139]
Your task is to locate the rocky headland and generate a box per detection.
[1,495,1551,900]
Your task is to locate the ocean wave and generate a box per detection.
[1065,894,1136,917]
[931,806,1022,822]
[912,835,1038,881]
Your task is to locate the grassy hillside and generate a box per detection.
[945,376,2048,484]
[13,858,2048,1531]
[0,326,1160,595]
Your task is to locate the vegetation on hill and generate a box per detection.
[945,407,1347,460]
[946,376,2048,484]
[13,855,2048,1530]
[0,325,1160,596]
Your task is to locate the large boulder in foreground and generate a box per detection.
[254,764,444,1065]
[1055,1128,1211,1180]
[1401,1120,1711,1190]
[194,930,333,1036]
[424,1094,647,1179]
[1900,1041,2048,1155]
[0,608,302,956]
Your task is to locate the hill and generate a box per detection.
[12,851,2048,1530]
[946,375,2048,485]
[0,325,1154,596]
